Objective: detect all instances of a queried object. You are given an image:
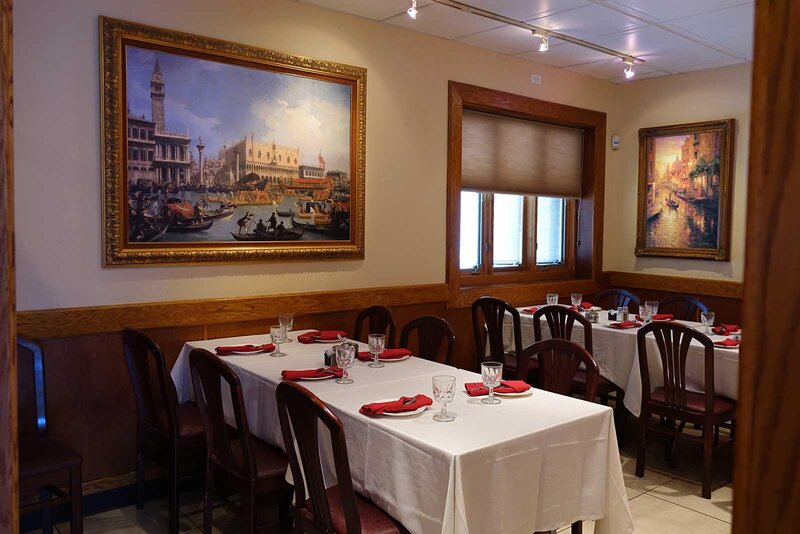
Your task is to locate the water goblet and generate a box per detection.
[701,311,716,335]
[270,325,287,357]
[278,314,294,342]
[480,361,503,405]
[617,306,629,322]
[571,293,583,310]
[432,375,456,422]
[334,344,355,384]
[546,293,559,306]
[639,304,652,324]
[367,333,386,368]
[645,301,659,316]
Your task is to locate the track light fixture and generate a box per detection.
[533,31,549,52]
[623,59,635,79]
[407,0,418,19]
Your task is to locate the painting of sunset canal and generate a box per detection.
[124,45,353,244]
[636,120,734,260]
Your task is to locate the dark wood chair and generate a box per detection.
[398,315,456,365]
[635,322,736,499]
[18,337,83,534]
[593,289,641,310]
[516,338,599,402]
[123,328,205,534]
[189,349,291,533]
[658,295,708,321]
[471,296,523,378]
[276,381,409,534]
[353,305,397,347]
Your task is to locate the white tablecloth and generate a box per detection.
[171,330,633,534]
[503,309,740,416]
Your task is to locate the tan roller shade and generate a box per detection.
[461,110,584,197]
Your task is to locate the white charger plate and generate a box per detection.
[370,399,428,417]
[494,389,533,397]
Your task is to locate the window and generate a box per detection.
[535,197,566,265]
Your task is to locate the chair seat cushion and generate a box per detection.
[175,402,205,439]
[229,436,288,482]
[573,370,616,390]
[19,436,81,478]
[650,388,736,416]
[306,486,406,534]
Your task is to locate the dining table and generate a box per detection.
[502,307,740,416]
[171,329,634,534]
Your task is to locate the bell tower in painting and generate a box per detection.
[150,57,165,131]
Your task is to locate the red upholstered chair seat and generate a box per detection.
[306,486,406,534]
[650,387,736,416]
[229,436,288,481]
[19,436,81,478]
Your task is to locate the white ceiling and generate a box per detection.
[296,0,754,82]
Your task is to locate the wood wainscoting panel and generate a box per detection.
[603,271,743,299]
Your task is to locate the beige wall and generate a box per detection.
[604,63,752,281]
[14,0,749,311]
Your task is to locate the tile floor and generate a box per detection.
[33,423,734,534]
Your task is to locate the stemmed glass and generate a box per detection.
[701,311,716,334]
[334,344,355,384]
[480,361,503,405]
[270,325,287,357]
[546,293,559,306]
[639,304,652,324]
[432,375,456,422]
[645,301,659,316]
[571,293,582,310]
[367,333,386,369]
[278,314,294,342]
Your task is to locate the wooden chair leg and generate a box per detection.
[614,391,627,449]
[136,424,145,510]
[635,413,648,478]
[279,484,293,532]
[664,420,675,467]
[571,520,583,533]
[702,423,714,499]
[40,488,53,534]
[714,425,721,446]
[168,444,180,534]
[70,463,83,534]
[242,486,256,534]
[202,466,214,534]
[730,420,736,440]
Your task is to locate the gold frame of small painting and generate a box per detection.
[100,17,366,266]
[635,119,735,261]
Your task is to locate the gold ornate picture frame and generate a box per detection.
[635,119,735,261]
[100,17,366,266]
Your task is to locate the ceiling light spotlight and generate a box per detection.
[533,31,549,52]
[407,0,418,19]
[623,59,635,79]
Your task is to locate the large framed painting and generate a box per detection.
[635,119,735,260]
[100,17,366,266]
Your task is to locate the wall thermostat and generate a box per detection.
[611,134,621,150]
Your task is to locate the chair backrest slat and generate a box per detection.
[399,316,456,365]
[471,296,522,367]
[533,305,593,353]
[658,295,708,321]
[593,289,641,311]
[123,328,179,437]
[189,348,257,478]
[353,305,396,347]
[637,322,715,414]
[276,381,361,534]
[516,339,599,401]
[17,337,47,436]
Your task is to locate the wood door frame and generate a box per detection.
[733,0,800,531]
[0,0,16,532]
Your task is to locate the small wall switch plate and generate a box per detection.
[530,74,542,85]
[611,134,621,150]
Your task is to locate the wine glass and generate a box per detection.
[546,293,559,306]
[480,361,503,405]
[270,325,287,357]
[278,314,294,342]
[367,333,386,369]
[701,311,716,334]
[645,301,659,317]
[571,293,582,310]
[334,344,355,384]
[432,375,456,422]
[639,304,652,324]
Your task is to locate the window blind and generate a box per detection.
[461,110,584,198]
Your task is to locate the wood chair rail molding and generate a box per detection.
[603,271,743,299]
[17,283,448,340]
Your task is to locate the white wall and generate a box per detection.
[604,63,752,281]
[14,0,617,311]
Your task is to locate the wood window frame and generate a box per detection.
[446,81,606,308]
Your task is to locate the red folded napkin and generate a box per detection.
[522,306,538,313]
[609,321,642,329]
[297,330,347,344]
[570,302,594,312]
[359,394,433,416]
[281,367,344,381]
[215,343,275,355]
[635,314,674,321]
[714,338,741,347]
[356,348,412,362]
[465,380,532,396]
[712,324,741,335]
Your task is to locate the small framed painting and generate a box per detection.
[100,17,366,266]
[635,119,735,260]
